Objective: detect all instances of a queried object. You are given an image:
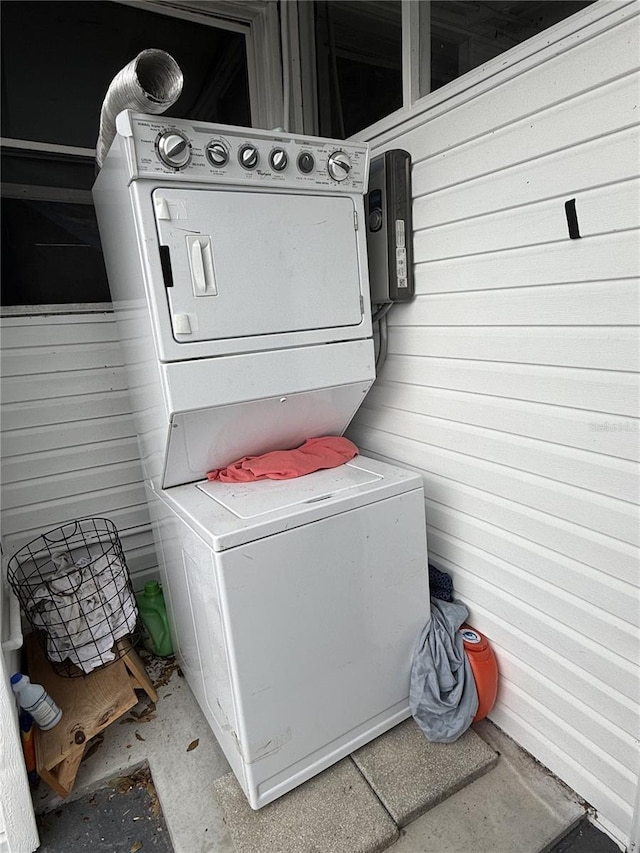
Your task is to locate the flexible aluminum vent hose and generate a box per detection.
[96,49,183,168]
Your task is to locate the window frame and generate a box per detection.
[283,0,610,141]
[127,0,283,131]
[1,0,283,155]
[360,0,618,143]
[0,0,283,314]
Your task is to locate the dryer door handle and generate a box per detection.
[187,236,217,297]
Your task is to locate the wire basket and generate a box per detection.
[7,517,138,677]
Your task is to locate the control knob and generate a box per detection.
[297,152,315,174]
[206,141,229,168]
[157,130,191,169]
[239,144,259,169]
[327,150,352,182]
[270,148,288,172]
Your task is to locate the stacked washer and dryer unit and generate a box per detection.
[93,110,430,809]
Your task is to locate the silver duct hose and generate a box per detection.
[96,49,183,168]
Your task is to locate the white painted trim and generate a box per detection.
[244,1,284,129]
[401,1,415,110]
[352,0,638,143]
[628,775,640,852]
[0,304,113,318]
[146,0,273,23]
[0,576,39,853]
[414,0,431,101]
[281,0,307,134]
[296,0,319,135]
[402,0,427,107]
[1,184,93,203]
[0,138,95,157]
[115,0,251,33]
[1,587,22,655]
[280,0,292,132]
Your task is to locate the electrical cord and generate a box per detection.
[375,313,389,372]
[372,303,393,372]
[372,302,393,324]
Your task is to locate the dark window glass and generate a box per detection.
[428,1,595,94]
[1,0,251,306]
[1,147,106,307]
[1,1,251,147]
[2,150,97,193]
[314,0,595,138]
[1,198,110,306]
[315,1,402,139]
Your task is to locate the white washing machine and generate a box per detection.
[93,112,430,808]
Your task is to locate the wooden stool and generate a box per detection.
[26,634,157,798]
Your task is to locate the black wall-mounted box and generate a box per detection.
[365,149,414,304]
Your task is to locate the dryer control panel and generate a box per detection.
[115,111,369,192]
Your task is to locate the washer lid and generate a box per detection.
[160,456,423,551]
[198,462,381,519]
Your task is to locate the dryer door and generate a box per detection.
[153,188,364,343]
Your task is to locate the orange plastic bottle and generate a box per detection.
[460,626,498,722]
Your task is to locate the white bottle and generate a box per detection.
[10,673,62,730]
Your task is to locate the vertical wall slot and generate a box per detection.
[565,199,581,240]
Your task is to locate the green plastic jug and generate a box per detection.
[136,580,174,657]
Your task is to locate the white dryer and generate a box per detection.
[93,112,430,808]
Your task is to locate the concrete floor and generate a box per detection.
[33,655,604,853]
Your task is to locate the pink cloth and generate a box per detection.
[207,436,358,483]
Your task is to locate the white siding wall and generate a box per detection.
[0,311,158,589]
[348,2,639,845]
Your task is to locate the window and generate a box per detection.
[1,0,256,307]
[2,155,111,305]
[1,1,252,148]
[424,1,596,96]
[312,0,595,139]
[315,1,402,139]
